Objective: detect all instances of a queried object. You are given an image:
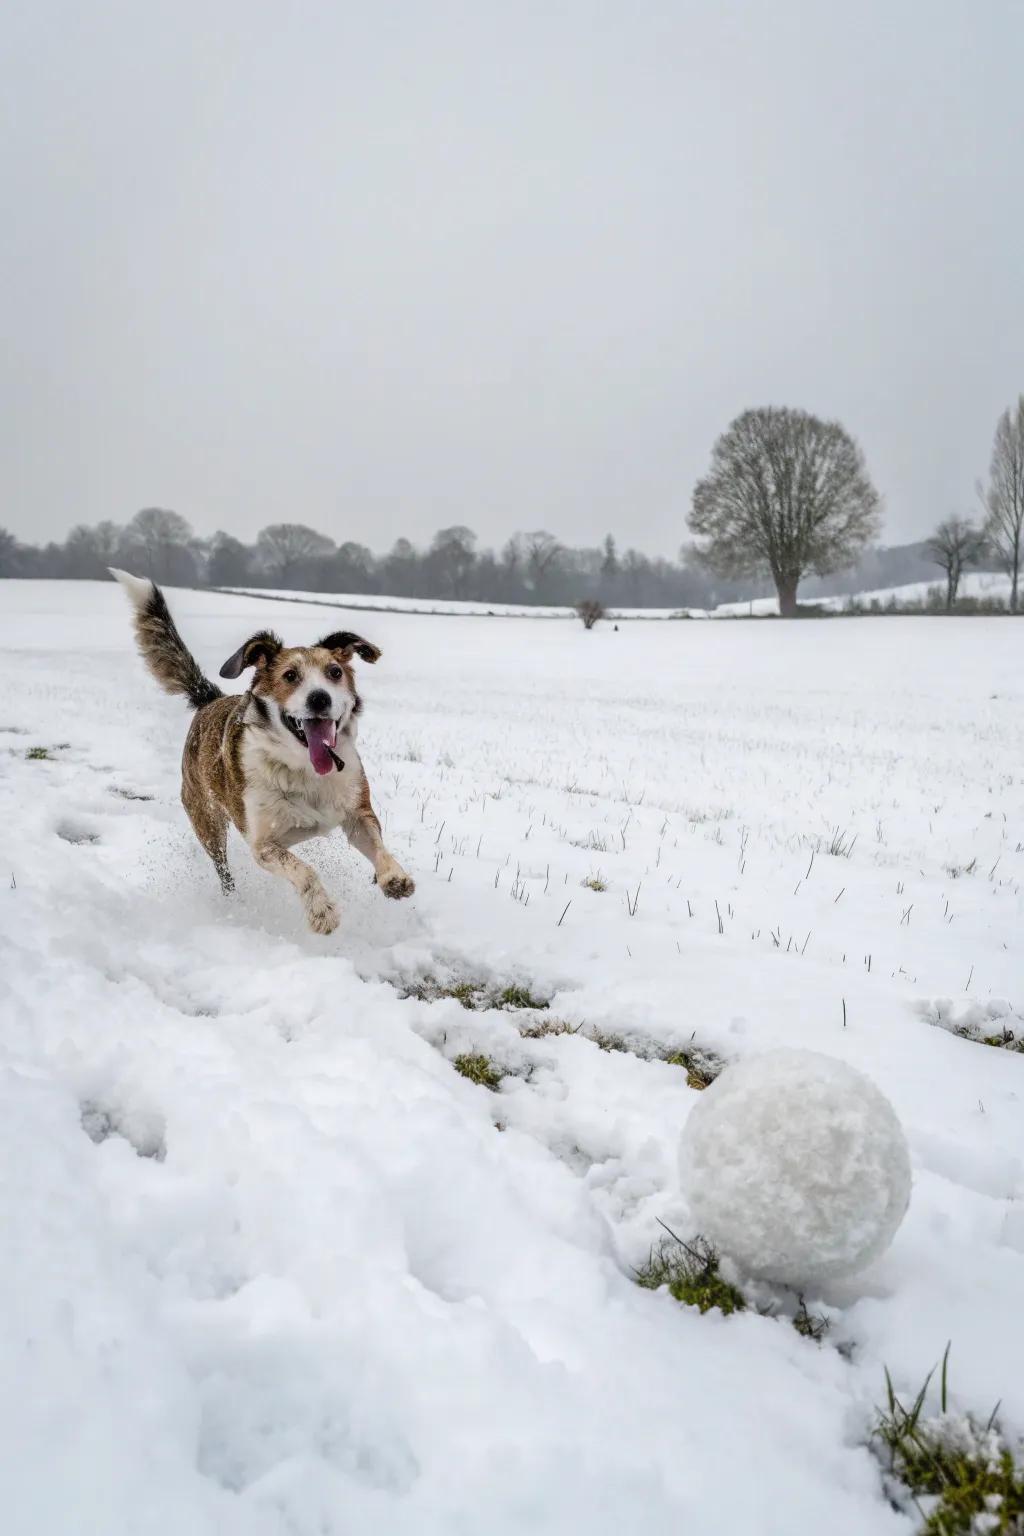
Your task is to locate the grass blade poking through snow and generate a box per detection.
[873,1345,1024,1533]
[634,1227,746,1316]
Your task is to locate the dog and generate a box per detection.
[111,569,414,934]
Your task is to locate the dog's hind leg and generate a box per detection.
[182,790,234,894]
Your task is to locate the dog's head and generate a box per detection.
[219,629,381,775]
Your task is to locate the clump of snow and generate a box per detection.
[680,1050,911,1286]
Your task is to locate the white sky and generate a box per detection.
[2,0,1022,555]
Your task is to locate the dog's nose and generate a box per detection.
[305,689,332,714]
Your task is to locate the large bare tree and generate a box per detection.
[979,395,1024,613]
[256,523,335,583]
[689,407,881,616]
[926,516,987,610]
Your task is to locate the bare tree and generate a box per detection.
[330,540,377,593]
[64,520,122,580]
[256,523,335,584]
[926,516,987,610]
[599,534,619,602]
[689,407,881,617]
[121,507,196,585]
[429,526,478,598]
[575,599,605,630]
[206,531,253,588]
[519,530,563,595]
[382,537,418,597]
[980,395,1024,613]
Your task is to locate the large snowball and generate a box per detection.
[679,1049,911,1286]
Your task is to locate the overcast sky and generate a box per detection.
[2,0,1021,557]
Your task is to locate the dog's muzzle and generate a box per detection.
[284,714,344,775]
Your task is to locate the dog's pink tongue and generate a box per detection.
[304,718,337,775]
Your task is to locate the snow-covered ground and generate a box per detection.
[224,568,1016,621]
[223,585,699,620]
[823,570,1014,611]
[2,579,1022,1535]
[712,571,1015,618]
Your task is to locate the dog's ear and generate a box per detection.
[318,630,381,664]
[218,630,283,679]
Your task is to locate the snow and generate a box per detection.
[681,1050,912,1284]
[2,578,1023,1534]
[222,585,700,620]
[224,568,1015,621]
[820,571,1015,613]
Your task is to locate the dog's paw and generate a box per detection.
[380,870,415,900]
[306,893,340,934]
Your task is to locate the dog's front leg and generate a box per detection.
[251,837,340,934]
[345,802,415,900]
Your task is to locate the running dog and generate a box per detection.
[111,569,414,933]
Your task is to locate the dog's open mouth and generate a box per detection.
[284,715,342,776]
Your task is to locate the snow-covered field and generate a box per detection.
[712,571,1015,618]
[223,585,698,620]
[2,579,1022,1535]
[824,570,1015,611]
[224,568,1016,621]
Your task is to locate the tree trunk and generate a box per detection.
[776,576,799,617]
[946,574,956,611]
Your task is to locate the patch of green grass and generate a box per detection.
[452,1053,503,1091]
[589,1029,633,1054]
[403,976,550,1013]
[496,984,548,1011]
[581,873,607,892]
[26,746,52,760]
[569,830,609,853]
[445,981,481,1010]
[403,977,483,1009]
[875,1347,1024,1534]
[519,1018,580,1041]
[663,1046,724,1090]
[954,1024,1024,1054]
[575,1031,727,1078]
[634,1229,746,1316]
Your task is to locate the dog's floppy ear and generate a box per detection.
[218,630,283,679]
[318,630,381,664]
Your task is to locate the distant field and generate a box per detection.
[222,567,1016,619]
[2,579,1023,1533]
[222,583,697,619]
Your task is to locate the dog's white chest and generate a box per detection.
[243,736,363,840]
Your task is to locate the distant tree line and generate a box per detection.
[0,513,744,606]
[1,393,1018,612]
[0,510,974,610]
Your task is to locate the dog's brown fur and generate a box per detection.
[111,570,414,933]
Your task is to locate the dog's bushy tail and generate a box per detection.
[110,569,222,711]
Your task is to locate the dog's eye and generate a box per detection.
[326,665,343,681]
[282,668,299,685]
